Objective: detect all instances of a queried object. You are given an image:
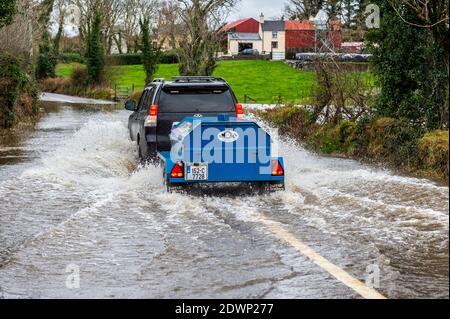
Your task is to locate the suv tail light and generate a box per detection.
[145,104,158,127]
[170,162,184,178]
[272,160,284,176]
[235,103,244,120]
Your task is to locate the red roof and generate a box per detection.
[222,18,259,32]
[285,21,315,31]
[285,20,342,31]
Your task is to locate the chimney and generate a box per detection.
[259,13,265,24]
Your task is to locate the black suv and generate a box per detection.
[125,77,243,161]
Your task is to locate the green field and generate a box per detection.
[56,63,82,77]
[58,60,362,104]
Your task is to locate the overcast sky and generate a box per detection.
[228,0,286,21]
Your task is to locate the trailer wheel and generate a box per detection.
[258,182,285,194]
[258,182,270,195]
[162,168,180,193]
[165,181,185,193]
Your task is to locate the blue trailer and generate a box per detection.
[158,114,285,193]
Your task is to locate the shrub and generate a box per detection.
[105,54,142,66]
[0,54,27,128]
[130,90,143,102]
[105,51,179,66]
[0,53,38,128]
[39,77,71,93]
[337,120,357,153]
[60,52,85,64]
[160,50,179,64]
[70,65,88,88]
[366,117,395,159]
[307,125,340,154]
[351,114,377,157]
[85,87,115,100]
[259,106,315,140]
[258,105,447,182]
[417,130,449,181]
[15,91,37,120]
[367,117,424,168]
[307,120,357,155]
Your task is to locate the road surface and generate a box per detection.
[40,92,116,105]
[0,101,448,299]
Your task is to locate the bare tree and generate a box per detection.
[70,0,124,54]
[70,0,159,54]
[119,0,141,53]
[0,0,55,61]
[53,0,69,55]
[285,0,325,20]
[117,0,159,53]
[156,0,183,49]
[176,0,238,76]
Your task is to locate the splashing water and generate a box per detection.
[0,106,447,299]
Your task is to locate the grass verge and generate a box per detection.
[258,106,449,183]
[56,61,320,104]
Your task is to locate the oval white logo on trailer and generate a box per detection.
[218,130,239,143]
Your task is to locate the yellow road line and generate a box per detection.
[259,217,387,299]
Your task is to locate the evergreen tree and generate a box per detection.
[36,31,56,79]
[0,0,17,29]
[86,10,104,85]
[366,0,448,129]
[53,13,64,61]
[140,18,161,85]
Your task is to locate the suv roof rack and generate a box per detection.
[152,78,166,83]
[171,76,226,83]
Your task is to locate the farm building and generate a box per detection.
[227,33,263,55]
[285,20,342,58]
[222,18,260,33]
[224,14,342,60]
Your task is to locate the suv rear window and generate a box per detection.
[158,87,235,113]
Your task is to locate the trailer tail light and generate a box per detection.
[170,162,184,178]
[145,104,158,127]
[235,103,244,120]
[272,160,284,176]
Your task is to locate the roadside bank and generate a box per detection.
[256,106,449,184]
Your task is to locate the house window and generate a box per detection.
[272,41,278,49]
[272,31,278,39]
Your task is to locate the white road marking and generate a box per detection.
[259,216,387,299]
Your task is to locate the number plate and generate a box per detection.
[185,163,208,181]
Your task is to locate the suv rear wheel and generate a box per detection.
[136,135,145,164]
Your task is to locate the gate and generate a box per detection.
[114,84,135,101]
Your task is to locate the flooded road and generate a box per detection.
[0,104,448,299]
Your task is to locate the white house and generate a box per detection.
[226,13,287,60]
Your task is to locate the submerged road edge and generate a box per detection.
[259,216,387,299]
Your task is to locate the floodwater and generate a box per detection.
[0,102,448,299]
